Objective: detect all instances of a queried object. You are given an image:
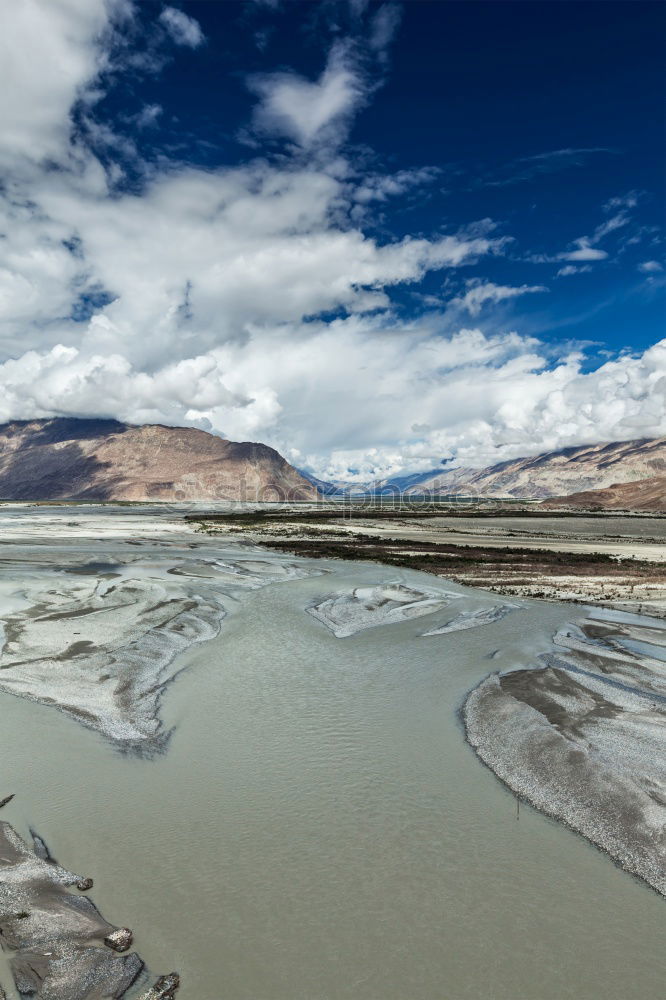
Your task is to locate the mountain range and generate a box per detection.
[0,420,663,509]
[318,437,666,502]
[0,419,316,502]
[544,475,666,512]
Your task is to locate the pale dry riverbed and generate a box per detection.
[0,503,664,999]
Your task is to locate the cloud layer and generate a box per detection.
[0,0,663,481]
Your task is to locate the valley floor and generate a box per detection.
[0,502,664,998]
[194,505,666,617]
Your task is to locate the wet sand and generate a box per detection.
[0,520,314,754]
[464,607,666,894]
[306,582,459,638]
[421,602,521,635]
[0,814,177,997]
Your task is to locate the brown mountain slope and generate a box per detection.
[543,476,666,512]
[0,419,317,502]
[409,437,666,499]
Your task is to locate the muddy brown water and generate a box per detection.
[0,506,664,999]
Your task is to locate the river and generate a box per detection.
[0,505,663,999]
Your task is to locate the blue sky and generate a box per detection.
[0,1,663,479]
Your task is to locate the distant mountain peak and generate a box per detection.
[313,436,666,501]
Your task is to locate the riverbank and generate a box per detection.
[464,606,666,895]
[0,807,178,997]
[193,506,666,617]
[0,527,315,754]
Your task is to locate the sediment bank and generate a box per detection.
[0,815,178,998]
[463,608,666,895]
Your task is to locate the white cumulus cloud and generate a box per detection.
[248,41,365,147]
[159,7,205,48]
[0,0,663,483]
[562,246,608,262]
[0,0,111,167]
[452,281,548,316]
[556,264,592,277]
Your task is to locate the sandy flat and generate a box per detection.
[0,507,320,753]
[307,583,459,638]
[421,603,521,636]
[464,609,666,895]
[0,820,144,997]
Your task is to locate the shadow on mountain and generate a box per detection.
[0,440,120,501]
[8,417,129,448]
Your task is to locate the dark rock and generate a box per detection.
[104,926,133,952]
[76,877,94,891]
[0,794,14,809]
[139,972,181,999]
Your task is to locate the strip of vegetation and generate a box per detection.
[187,504,662,529]
[218,536,663,579]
